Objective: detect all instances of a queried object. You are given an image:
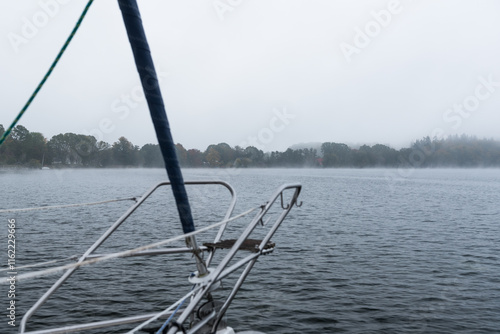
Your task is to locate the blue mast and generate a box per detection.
[117,0,195,234]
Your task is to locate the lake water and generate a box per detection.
[1,168,500,333]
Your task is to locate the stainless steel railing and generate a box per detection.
[20,181,302,334]
[20,180,236,334]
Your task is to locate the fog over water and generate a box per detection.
[1,168,500,333]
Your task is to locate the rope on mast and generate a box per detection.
[117,0,196,235]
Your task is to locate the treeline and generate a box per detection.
[1,124,500,168]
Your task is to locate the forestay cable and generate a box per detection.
[0,0,95,146]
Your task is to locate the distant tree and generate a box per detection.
[10,125,30,163]
[352,145,372,167]
[281,148,302,166]
[112,137,139,166]
[140,144,163,167]
[0,125,49,166]
[370,144,398,166]
[303,148,319,167]
[74,135,98,166]
[205,147,222,167]
[3,124,500,169]
[218,143,236,166]
[204,143,236,167]
[47,133,95,166]
[25,132,46,165]
[0,125,5,164]
[262,148,317,167]
[266,151,281,166]
[47,134,70,165]
[186,149,203,167]
[96,141,113,167]
[234,145,245,159]
[175,143,188,166]
[2,126,47,165]
[321,142,352,167]
[11,125,29,142]
[244,146,264,166]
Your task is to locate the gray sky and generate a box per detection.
[1,0,500,152]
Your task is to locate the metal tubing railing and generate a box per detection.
[21,182,300,334]
[20,181,236,334]
[168,184,301,334]
[212,184,301,331]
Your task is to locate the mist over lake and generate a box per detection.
[1,168,499,333]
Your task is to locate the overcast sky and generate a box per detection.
[1,0,499,152]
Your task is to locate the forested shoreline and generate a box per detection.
[1,124,500,169]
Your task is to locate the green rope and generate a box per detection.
[0,0,94,146]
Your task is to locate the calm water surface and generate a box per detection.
[1,168,499,333]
